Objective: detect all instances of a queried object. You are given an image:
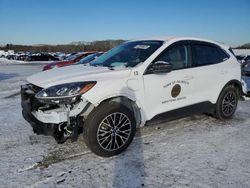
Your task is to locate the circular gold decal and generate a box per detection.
[171,84,181,98]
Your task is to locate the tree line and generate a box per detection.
[1,40,249,53]
[236,43,250,49]
[0,40,126,53]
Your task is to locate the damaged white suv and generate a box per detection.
[21,37,247,157]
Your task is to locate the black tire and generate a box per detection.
[84,101,136,157]
[214,85,238,120]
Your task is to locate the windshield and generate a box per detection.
[76,53,103,64]
[90,40,163,68]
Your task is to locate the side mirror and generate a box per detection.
[147,61,172,74]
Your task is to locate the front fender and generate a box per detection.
[84,92,146,127]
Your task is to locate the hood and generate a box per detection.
[27,65,131,88]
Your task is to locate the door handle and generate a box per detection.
[184,75,194,80]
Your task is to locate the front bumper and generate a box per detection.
[22,109,56,135]
[21,84,89,135]
[21,84,56,135]
[32,109,68,124]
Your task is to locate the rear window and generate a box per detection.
[194,44,229,66]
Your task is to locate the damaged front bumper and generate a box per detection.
[21,84,89,138]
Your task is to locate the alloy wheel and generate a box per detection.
[97,112,132,151]
[222,91,237,116]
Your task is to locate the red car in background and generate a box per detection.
[43,52,95,71]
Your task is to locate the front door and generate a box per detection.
[143,42,196,120]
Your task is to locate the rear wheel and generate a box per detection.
[84,101,136,157]
[215,85,238,120]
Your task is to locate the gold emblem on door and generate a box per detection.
[171,84,181,98]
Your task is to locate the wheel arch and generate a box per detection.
[213,79,240,120]
[95,95,145,128]
[217,79,242,102]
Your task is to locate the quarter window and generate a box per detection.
[194,44,229,66]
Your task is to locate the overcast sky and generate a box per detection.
[0,0,249,47]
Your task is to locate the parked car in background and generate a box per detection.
[7,50,14,55]
[19,53,32,61]
[6,51,27,60]
[234,53,250,95]
[242,61,250,77]
[231,53,250,97]
[64,52,78,59]
[236,55,250,65]
[0,50,7,57]
[42,52,95,71]
[26,53,59,61]
[14,52,28,60]
[21,37,248,157]
[6,54,16,60]
[75,52,104,65]
[236,55,245,63]
[53,52,66,60]
[242,61,250,97]
[0,50,14,58]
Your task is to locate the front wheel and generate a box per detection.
[214,85,238,120]
[84,101,136,157]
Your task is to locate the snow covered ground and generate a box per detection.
[0,57,54,65]
[0,62,250,188]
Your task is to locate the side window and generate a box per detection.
[194,44,229,66]
[154,45,191,70]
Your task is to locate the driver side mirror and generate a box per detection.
[146,61,172,74]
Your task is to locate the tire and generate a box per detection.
[214,85,238,120]
[84,101,136,157]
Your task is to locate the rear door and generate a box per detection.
[189,41,230,103]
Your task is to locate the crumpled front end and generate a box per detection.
[21,83,91,142]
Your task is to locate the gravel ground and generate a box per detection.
[0,62,250,188]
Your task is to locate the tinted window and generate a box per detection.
[154,45,191,70]
[194,44,228,66]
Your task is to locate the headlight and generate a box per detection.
[35,81,96,104]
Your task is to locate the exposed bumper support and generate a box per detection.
[22,109,56,135]
[32,109,68,124]
[31,101,88,124]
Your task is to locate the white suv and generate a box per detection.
[21,37,247,157]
